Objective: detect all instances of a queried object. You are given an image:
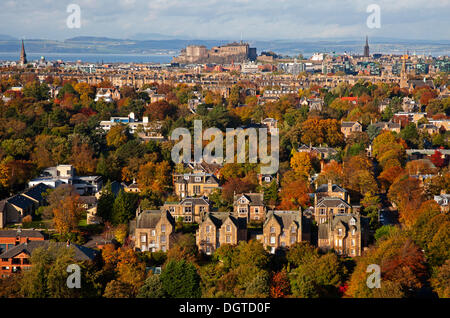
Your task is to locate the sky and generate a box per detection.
[0,0,449,41]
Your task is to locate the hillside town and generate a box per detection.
[0,38,448,299]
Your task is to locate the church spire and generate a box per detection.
[364,36,370,57]
[20,39,27,65]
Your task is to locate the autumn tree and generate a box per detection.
[52,193,84,236]
[137,160,172,195]
[278,180,312,210]
[316,160,344,186]
[372,131,406,169]
[388,175,424,227]
[106,125,129,149]
[346,232,427,298]
[290,152,313,179]
[69,137,97,175]
[270,269,291,298]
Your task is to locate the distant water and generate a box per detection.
[0,52,174,64]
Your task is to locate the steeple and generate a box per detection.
[364,36,370,57]
[400,54,409,89]
[20,40,27,65]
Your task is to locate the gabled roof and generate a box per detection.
[204,213,247,230]
[0,241,98,261]
[22,183,51,202]
[7,194,35,210]
[137,210,175,229]
[316,197,351,208]
[341,121,361,128]
[0,229,44,239]
[315,184,347,194]
[331,214,361,232]
[180,197,210,206]
[234,193,264,206]
[264,210,301,229]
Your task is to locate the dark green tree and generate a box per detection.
[160,260,201,298]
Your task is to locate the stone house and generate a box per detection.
[233,193,266,222]
[261,210,306,254]
[341,121,363,138]
[162,197,210,223]
[173,173,220,198]
[196,213,247,255]
[133,210,175,252]
[318,214,367,257]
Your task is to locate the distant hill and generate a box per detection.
[0,35,448,56]
[65,36,131,43]
[0,34,17,40]
[132,33,186,41]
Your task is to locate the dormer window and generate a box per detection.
[338,228,343,236]
[350,218,356,226]
[270,226,276,233]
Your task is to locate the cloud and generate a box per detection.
[0,0,448,40]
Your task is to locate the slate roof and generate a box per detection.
[316,197,351,208]
[136,210,175,229]
[331,214,361,232]
[204,212,247,230]
[372,121,401,129]
[234,193,264,206]
[22,183,51,202]
[264,210,301,229]
[0,229,44,239]
[174,173,219,185]
[341,121,361,128]
[180,197,210,206]
[315,184,347,194]
[7,194,35,210]
[0,241,98,261]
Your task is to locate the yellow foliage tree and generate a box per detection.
[290,152,312,179]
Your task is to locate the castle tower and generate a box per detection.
[364,36,370,57]
[20,40,27,65]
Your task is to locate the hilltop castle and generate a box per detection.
[173,41,257,64]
